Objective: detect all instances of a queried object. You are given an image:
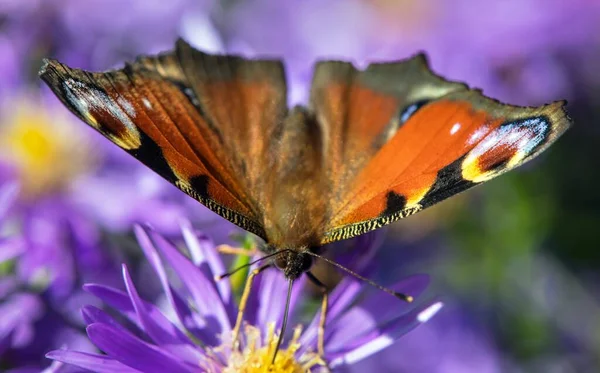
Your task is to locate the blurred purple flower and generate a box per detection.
[0,182,27,350]
[0,0,216,72]
[59,0,195,65]
[219,0,600,105]
[69,156,236,239]
[0,94,123,289]
[47,225,441,372]
[0,34,20,99]
[0,91,233,367]
[0,180,103,370]
[1,0,236,237]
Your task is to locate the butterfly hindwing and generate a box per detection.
[40,39,290,240]
[319,62,571,244]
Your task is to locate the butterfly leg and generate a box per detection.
[231,263,271,348]
[217,244,260,257]
[306,271,331,371]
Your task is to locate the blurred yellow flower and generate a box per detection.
[0,95,96,198]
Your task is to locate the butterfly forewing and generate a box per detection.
[39,40,292,240]
[322,88,571,244]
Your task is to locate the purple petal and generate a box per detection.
[0,237,25,262]
[84,284,138,324]
[84,283,190,347]
[321,305,378,353]
[122,265,202,364]
[329,301,444,367]
[40,359,64,373]
[0,276,18,298]
[299,275,429,354]
[168,285,218,345]
[0,293,44,346]
[244,264,307,332]
[86,323,195,373]
[242,255,268,326]
[134,225,222,344]
[0,180,19,221]
[324,275,429,352]
[122,264,191,346]
[255,268,289,327]
[298,278,362,350]
[134,225,219,345]
[47,350,141,373]
[349,274,430,326]
[134,226,189,330]
[181,221,231,302]
[0,329,13,356]
[149,230,232,334]
[325,278,363,321]
[332,230,385,274]
[81,305,129,332]
[289,275,307,319]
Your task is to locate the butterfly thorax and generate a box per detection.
[259,107,331,248]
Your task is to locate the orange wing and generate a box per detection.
[310,55,467,201]
[40,39,289,240]
[316,58,571,244]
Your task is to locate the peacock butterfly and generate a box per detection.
[39,38,571,361]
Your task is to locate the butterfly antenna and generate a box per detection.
[215,250,289,281]
[272,278,294,365]
[303,251,413,302]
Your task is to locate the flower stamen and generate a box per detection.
[206,322,325,373]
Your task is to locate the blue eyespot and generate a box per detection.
[500,116,549,155]
[399,100,430,124]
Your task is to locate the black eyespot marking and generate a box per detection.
[482,157,511,173]
[420,154,475,209]
[128,132,178,184]
[189,174,210,199]
[463,115,551,183]
[399,99,430,124]
[383,191,407,216]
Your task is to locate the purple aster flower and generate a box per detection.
[47,224,442,372]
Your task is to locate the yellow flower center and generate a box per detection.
[0,99,95,198]
[204,323,325,373]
